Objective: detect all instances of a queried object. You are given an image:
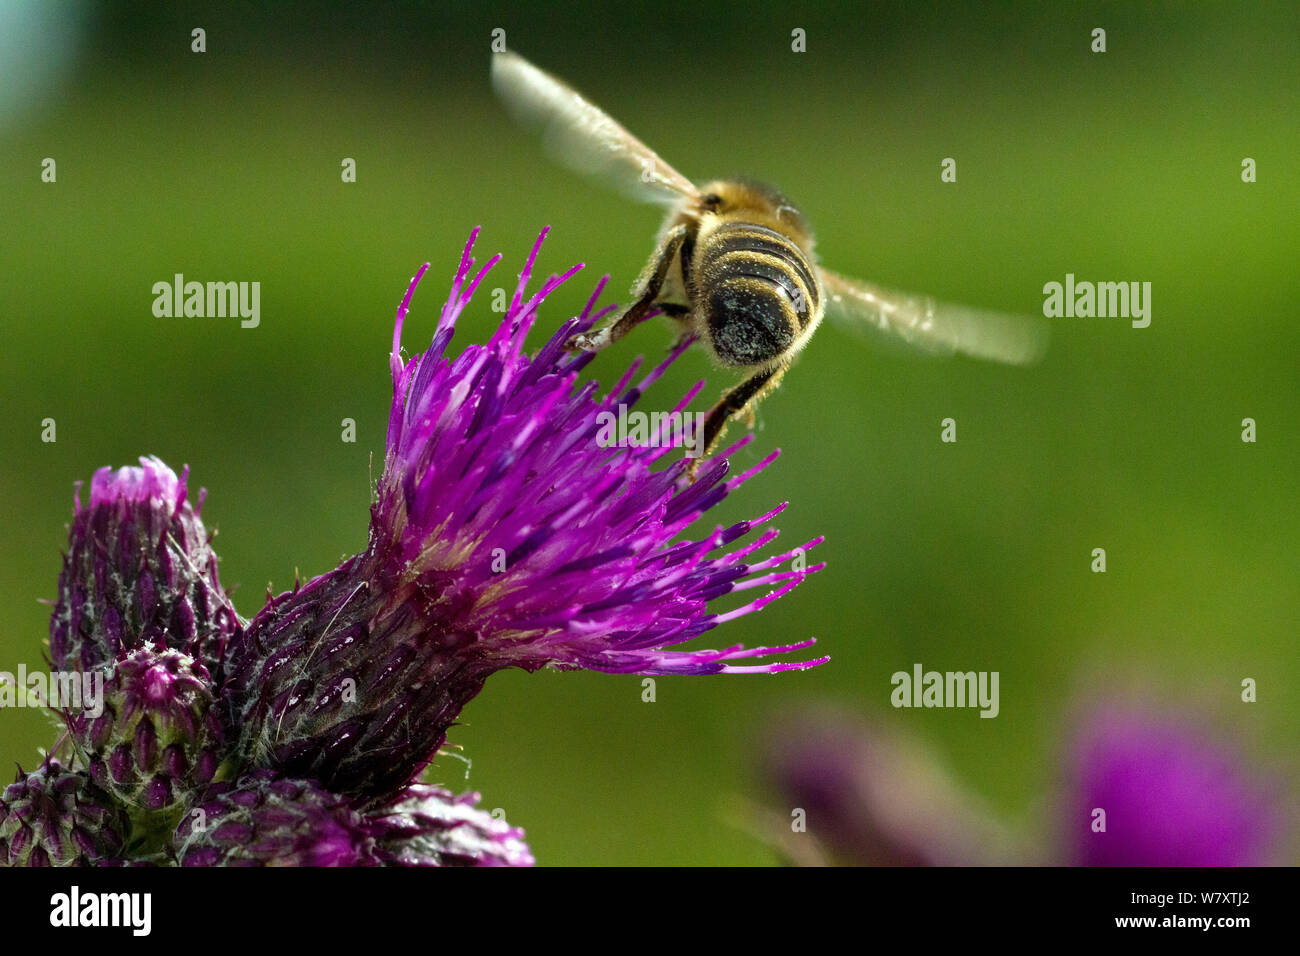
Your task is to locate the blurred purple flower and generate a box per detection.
[759,707,1013,866]
[1065,704,1287,866]
[759,702,1290,868]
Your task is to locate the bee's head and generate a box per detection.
[698,180,812,240]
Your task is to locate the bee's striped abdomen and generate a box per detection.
[696,221,820,367]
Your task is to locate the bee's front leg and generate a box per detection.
[567,224,690,353]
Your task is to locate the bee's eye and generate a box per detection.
[701,193,723,211]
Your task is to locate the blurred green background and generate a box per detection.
[1,1,1296,864]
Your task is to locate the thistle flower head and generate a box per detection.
[375,228,826,676]
[225,228,827,799]
[49,456,239,676]
[1065,704,1288,866]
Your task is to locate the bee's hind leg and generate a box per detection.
[686,364,787,479]
[567,224,690,353]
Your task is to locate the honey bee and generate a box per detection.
[491,51,1048,461]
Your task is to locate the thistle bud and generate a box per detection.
[50,456,240,676]
[0,759,126,866]
[68,646,225,814]
[369,784,534,866]
[175,771,380,866]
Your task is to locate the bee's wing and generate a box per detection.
[491,50,699,207]
[819,268,1049,365]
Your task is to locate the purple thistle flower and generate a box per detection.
[224,228,827,799]
[49,455,240,677]
[1064,704,1288,867]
